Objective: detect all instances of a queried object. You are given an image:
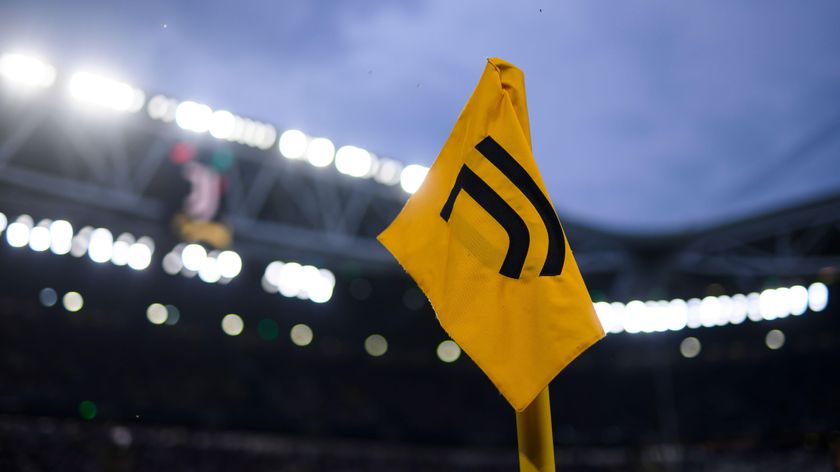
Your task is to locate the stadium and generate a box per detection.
[1,2,839,471]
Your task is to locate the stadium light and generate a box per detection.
[28,221,51,252]
[146,303,168,325]
[0,52,56,89]
[48,220,73,255]
[374,158,404,186]
[400,164,429,194]
[278,129,308,159]
[335,145,375,177]
[209,110,236,139]
[163,244,242,284]
[68,71,145,112]
[262,260,335,304]
[594,282,830,336]
[62,291,84,312]
[306,137,336,167]
[6,219,31,248]
[175,101,213,133]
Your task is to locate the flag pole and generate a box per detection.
[516,386,556,471]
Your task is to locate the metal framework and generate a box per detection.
[1,89,838,299]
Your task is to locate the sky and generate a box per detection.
[2,0,839,234]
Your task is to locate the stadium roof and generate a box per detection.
[2,0,839,234]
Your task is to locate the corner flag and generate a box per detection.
[378,58,604,411]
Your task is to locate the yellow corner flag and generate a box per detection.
[378,58,604,412]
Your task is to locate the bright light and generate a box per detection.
[263,260,334,303]
[146,303,168,325]
[436,340,462,363]
[175,101,213,133]
[789,285,809,316]
[765,329,785,350]
[679,337,701,358]
[181,243,207,272]
[335,145,375,177]
[111,233,134,266]
[221,314,244,336]
[63,291,84,312]
[729,294,748,324]
[49,220,73,255]
[400,164,429,194]
[374,158,404,186]
[198,255,221,283]
[209,110,236,139]
[290,323,313,346]
[0,212,6,232]
[28,225,51,251]
[5,221,30,247]
[216,250,242,279]
[364,334,388,357]
[87,228,114,263]
[162,251,183,275]
[0,53,56,88]
[68,71,145,112]
[147,95,178,122]
[808,282,829,312]
[306,137,335,167]
[127,242,152,270]
[278,129,308,159]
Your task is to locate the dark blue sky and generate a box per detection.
[2,0,839,233]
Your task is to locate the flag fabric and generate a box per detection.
[377,58,604,411]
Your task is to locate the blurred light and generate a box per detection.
[68,71,145,112]
[0,212,6,232]
[217,250,242,279]
[679,337,701,358]
[364,334,388,357]
[258,319,279,341]
[209,110,236,139]
[181,243,207,272]
[437,340,461,363]
[808,282,829,312]
[0,53,56,88]
[306,137,335,167]
[789,285,809,316]
[335,145,375,177]
[278,129,308,159]
[70,226,93,257]
[5,221,30,247]
[48,220,73,255]
[667,298,688,331]
[221,314,244,336]
[147,95,178,122]
[374,158,403,186]
[111,233,134,266]
[746,292,762,321]
[400,164,429,194]
[290,323,313,346]
[729,293,748,324]
[164,305,180,325]
[264,260,334,303]
[39,287,57,307]
[162,251,183,275]
[127,241,153,270]
[78,400,97,420]
[62,291,83,312]
[87,228,114,263]
[146,303,168,325]
[175,101,213,133]
[27,225,50,251]
[765,329,785,350]
[198,255,221,283]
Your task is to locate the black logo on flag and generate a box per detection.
[440,136,566,279]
